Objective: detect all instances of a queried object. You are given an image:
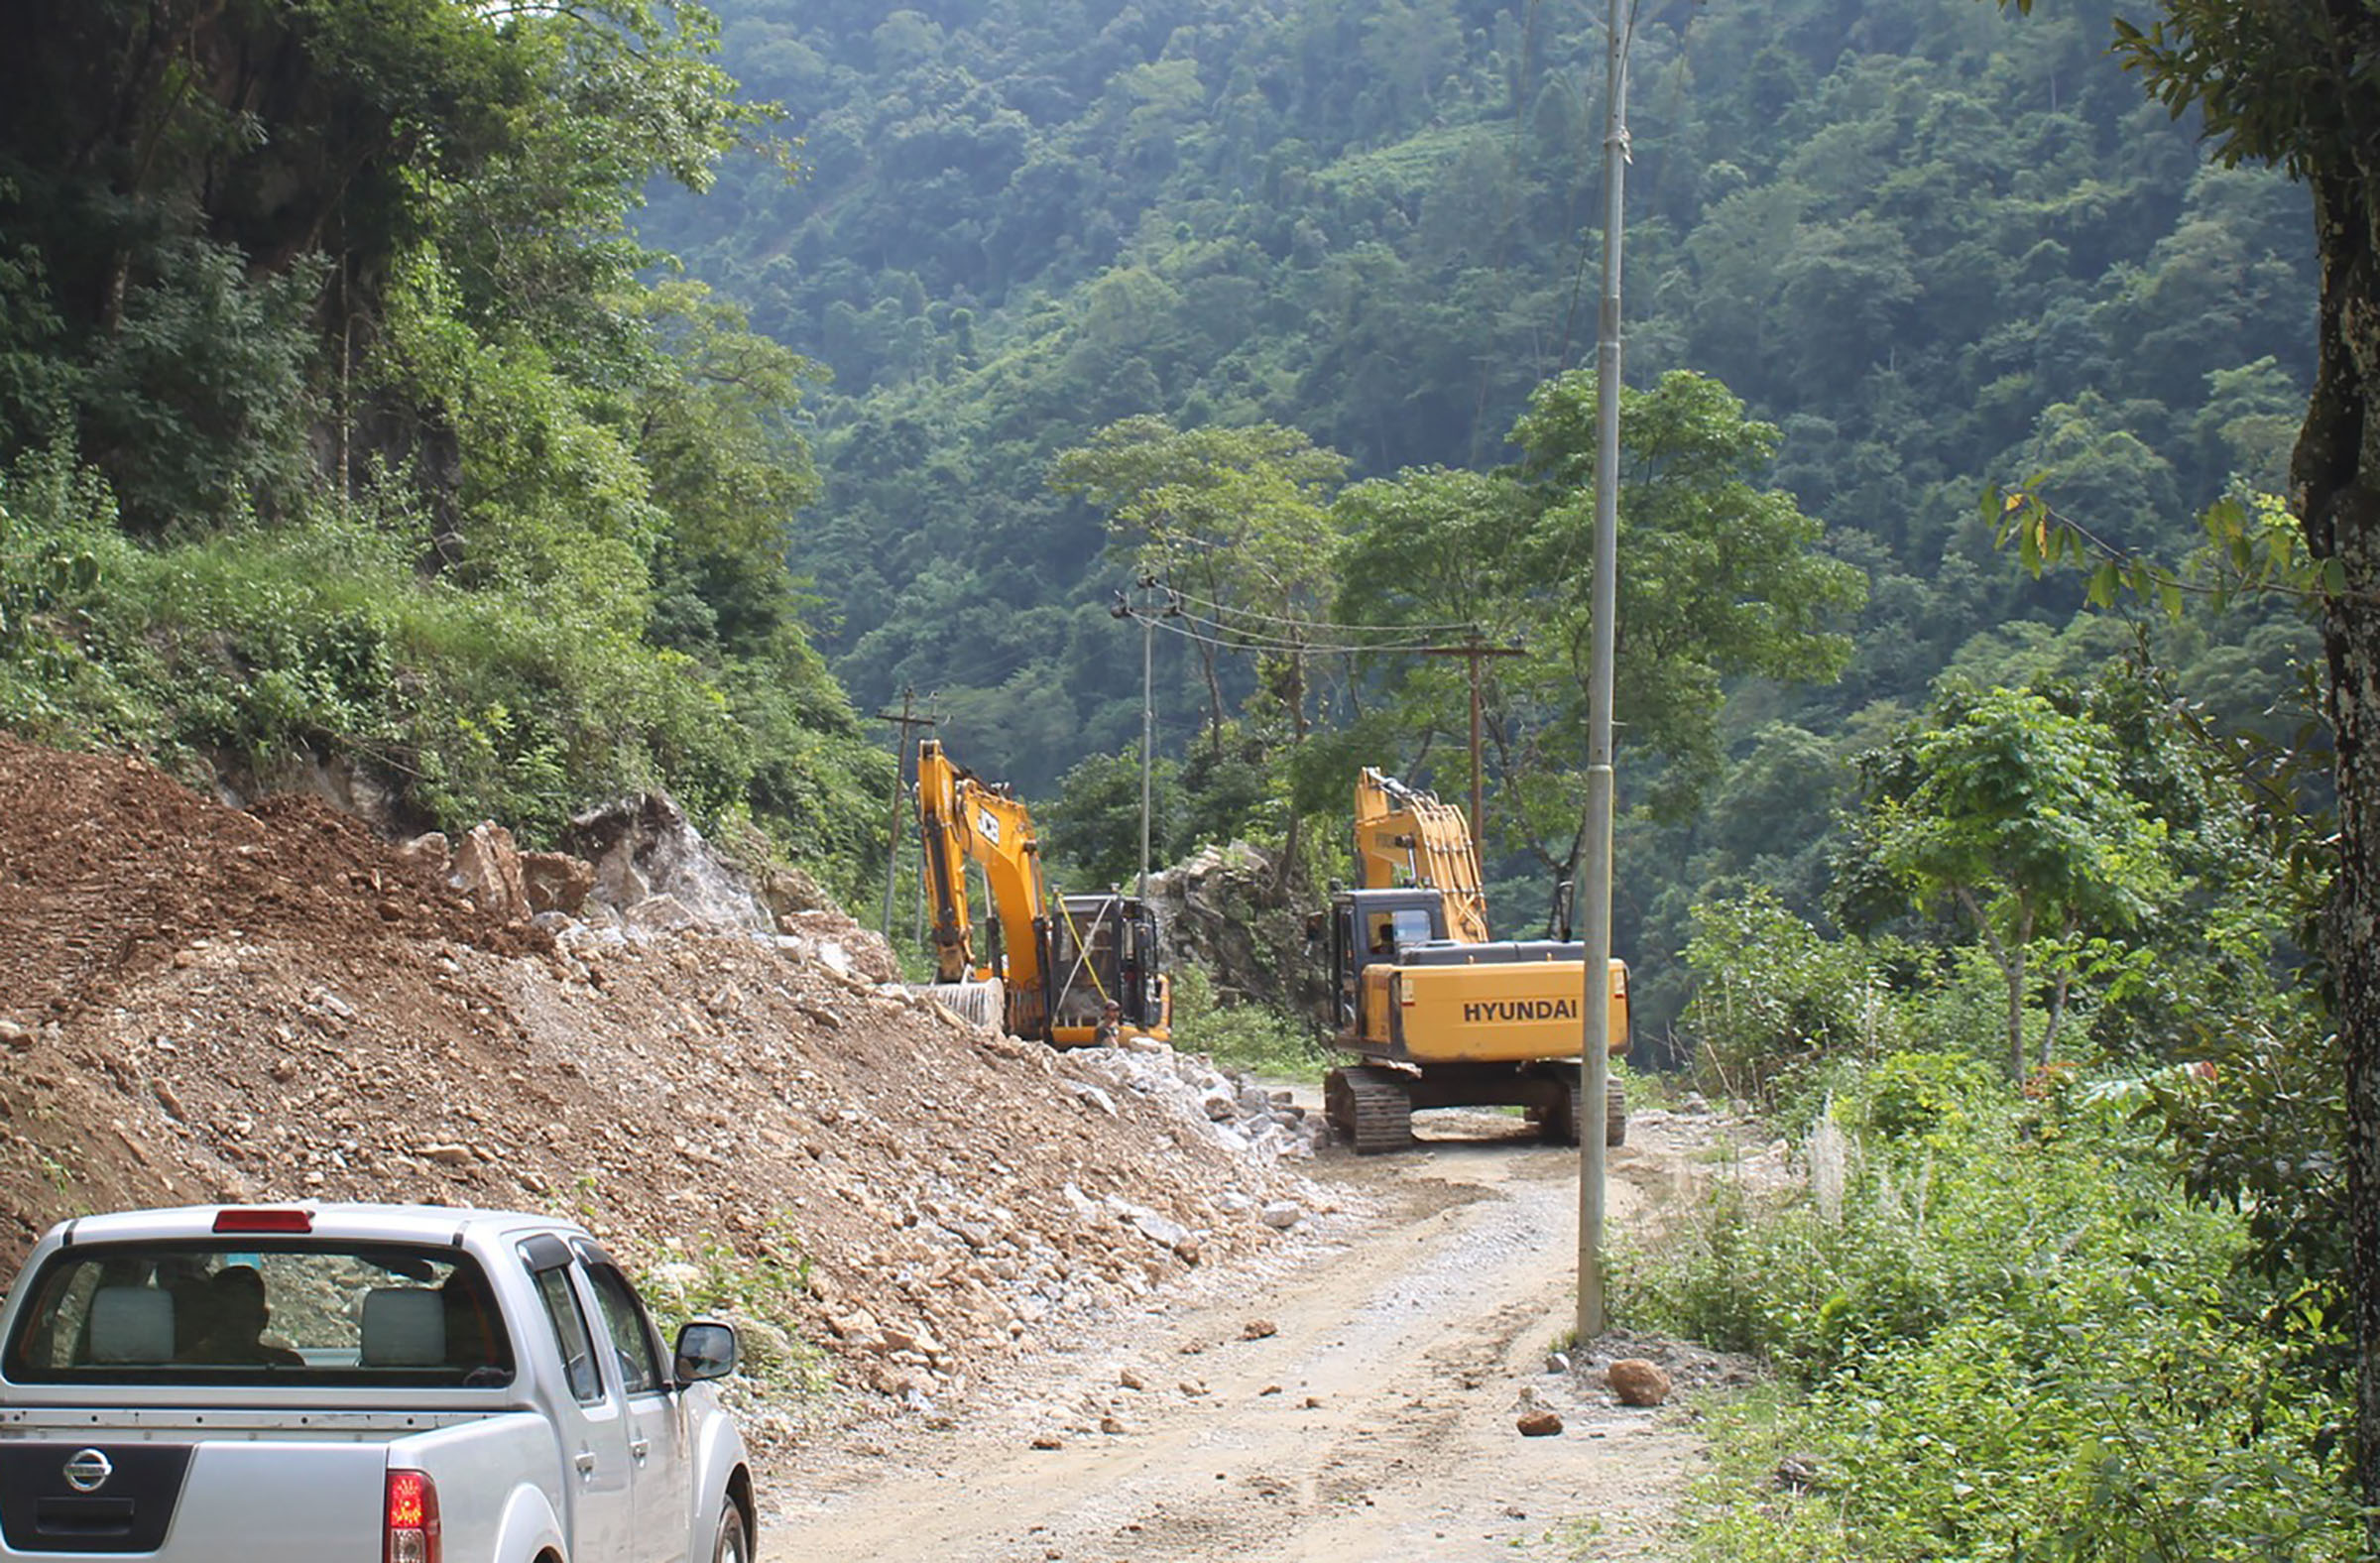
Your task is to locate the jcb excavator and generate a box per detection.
[914,739,1171,1046]
[1321,767,1628,1153]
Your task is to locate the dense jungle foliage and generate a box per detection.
[641,0,2320,1033]
[0,0,888,896]
[632,0,2355,1544]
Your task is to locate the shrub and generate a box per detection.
[1857,1049,1997,1142]
[1677,889,1903,1104]
[1618,1056,2358,1560]
[1166,962,1322,1078]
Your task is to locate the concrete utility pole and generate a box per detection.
[1422,633,1523,851]
[1111,578,1175,901]
[876,689,940,938]
[1577,0,1630,1350]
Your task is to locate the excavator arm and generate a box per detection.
[1352,767,1490,945]
[916,739,1051,1000]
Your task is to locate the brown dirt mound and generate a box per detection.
[0,736,538,1023]
[0,737,1322,1442]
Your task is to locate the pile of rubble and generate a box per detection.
[417,793,1335,1172]
[0,736,1348,1437]
[1067,1044,1328,1166]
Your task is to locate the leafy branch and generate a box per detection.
[1991,482,2341,613]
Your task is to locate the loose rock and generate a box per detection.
[1608,1358,1673,1406]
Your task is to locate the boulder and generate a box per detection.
[449,821,530,922]
[561,793,772,935]
[521,851,595,915]
[1608,1358,1672,1406]
[1144,842,1328,1019]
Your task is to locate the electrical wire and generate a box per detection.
[1115,578,1521,656]
[1160,584,1481,636]
[1127,606,1496,660]
[1172,606,1471,652]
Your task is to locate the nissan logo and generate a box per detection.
[62,1448,111,1493]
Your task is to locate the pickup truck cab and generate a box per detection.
[0,1203,755,1563]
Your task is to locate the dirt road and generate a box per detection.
[760,1106,1720,1562]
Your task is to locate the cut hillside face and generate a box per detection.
[1147,842,1327,1020]
[0,736,1331,1432]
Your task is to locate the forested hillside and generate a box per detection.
[642,0,2319,1024]
[0,0,887,900]
[643,13,2367,1538]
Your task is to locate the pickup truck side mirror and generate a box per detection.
[672,1320,739,1383]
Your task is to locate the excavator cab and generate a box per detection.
[1047,894,1171,1045]
[1329,889,1448,1029]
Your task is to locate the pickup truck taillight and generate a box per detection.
[385,1469,440,1563]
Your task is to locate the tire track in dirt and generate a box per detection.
[760,1109,1724,1562]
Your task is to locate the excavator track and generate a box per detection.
[1325,1066,1413,1154]
[1538,1077,1628,1147]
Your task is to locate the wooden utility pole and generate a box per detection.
[1422,634,1524,847]
[876,689,940,938]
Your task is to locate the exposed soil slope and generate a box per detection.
[0,736,1321,1429]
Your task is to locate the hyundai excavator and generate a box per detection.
[1320,767,1629,1153]
[914,739,1171,1046]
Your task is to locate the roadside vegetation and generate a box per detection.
[1164,965,1322,1081]
[1613,675,2359,1555]
[1622,1056,2355,1558]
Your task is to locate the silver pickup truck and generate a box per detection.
[0,1204,755,1563]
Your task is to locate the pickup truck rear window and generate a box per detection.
[1,1241,515,1387]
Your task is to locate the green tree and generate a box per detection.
[1040,743,1184,893]
[1050,417,1348,877]
[1336,371,1864,884]
[1842,684,2177,1079]
[1992,0,2380,1519]
[1051,417,1346,748]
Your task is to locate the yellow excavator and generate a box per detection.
[1321,767,1628,1153]
[914,739,1171,1046]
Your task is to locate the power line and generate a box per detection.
[1139,612,1511,661]
[1132,605,1485,660]
[1161,584,1481,637]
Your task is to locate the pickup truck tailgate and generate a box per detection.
[0,1438,381,1560]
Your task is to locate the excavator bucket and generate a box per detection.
[912,976,1005,1030]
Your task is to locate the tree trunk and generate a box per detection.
[1956,885,2028,1079]
[2292,149,2380,1543]
[2040,967,2073,1069]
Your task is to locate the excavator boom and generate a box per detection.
[1352,767,1489,945]
[916,739,1050,1000]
